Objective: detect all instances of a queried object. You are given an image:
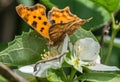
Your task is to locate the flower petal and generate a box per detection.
[88,64,120,71]
[95,55,101,64]
[74,38,100,61]
[33,61,60,77]
[61,34,69,53]
[19,65,34,74]
[19,61,60,78]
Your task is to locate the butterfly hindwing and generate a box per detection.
[49,19,87,45]
[49,21,72,44]
[48,7,79,25]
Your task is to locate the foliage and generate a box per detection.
[0,31,47,66]
[0,0,120,82]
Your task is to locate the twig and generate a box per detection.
[34,51,68,72]
[100,21,110,48]
[100,9,120,48]
[34,51,68,82]
[0,63,28,82]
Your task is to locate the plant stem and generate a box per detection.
[68,68,76,82]
[60,68,68,81]
[103,14,118,64]
[104,29,117,64]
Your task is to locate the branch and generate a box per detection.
[0,63,28,82]
[100,9,120,48]
[34,51,68,72]
[100,21,110,48]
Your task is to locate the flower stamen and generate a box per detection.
[72,58,80,66]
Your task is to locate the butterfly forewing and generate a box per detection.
[16,4,51,39]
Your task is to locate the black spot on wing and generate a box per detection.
[32,21,37,28]
[33,16,36,18]
[27,14,29,16]
[43,21,47,25]
[40,27,44,32]
[60,21,63,23]
[50,20,55,25]
[38,16,41,20]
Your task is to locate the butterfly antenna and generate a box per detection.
[86,17,93,22]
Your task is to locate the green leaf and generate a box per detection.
[46,0,110,30]
[0,28,95,66]
[47,69,64,82]
[17,0,34,6]
[0,76,7,82]
[78,72,120,82]
[0,31,48,66]
[40,0,56,9]
[70,27,97,43]
[91,0,120,13]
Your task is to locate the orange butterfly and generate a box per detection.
[16,4,90,46]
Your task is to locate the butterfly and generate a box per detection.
[16,3,90,46]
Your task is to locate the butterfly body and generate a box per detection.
[16,4,89,46]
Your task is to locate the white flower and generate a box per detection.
[34,61,60,77]
[19,61,60,77]
[19,34,70,77]
[19,37,119,77]
[88,64,120,71]
[65,38,119,72]
[74,38,100,62]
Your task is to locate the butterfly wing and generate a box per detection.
[16,4,51,39]
[49,19,87,46]
[49,21,72,44]
[48,7,79,25]
[48,7,88,46]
